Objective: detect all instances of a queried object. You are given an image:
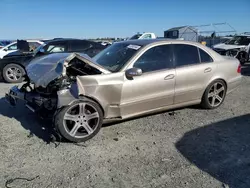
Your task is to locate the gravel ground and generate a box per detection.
[0,64,250,188]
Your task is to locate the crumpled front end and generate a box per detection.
[5,52,111,118]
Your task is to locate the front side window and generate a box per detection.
[199,48,213,63]
[7,43,17,50]
[133,45,174,73]
[43,42,66,53]
[173,44,200,67]
[142,34,152,39]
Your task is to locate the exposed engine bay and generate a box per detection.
[5,53,107,118]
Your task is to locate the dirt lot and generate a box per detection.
[0,64,250,188]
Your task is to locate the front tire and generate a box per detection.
[54,99,103,142]
[201,80,227,109]
[3,63,25,83]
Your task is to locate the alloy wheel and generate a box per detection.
[207,82,226,107]
[6,67,22,81]
[63,102,100,138]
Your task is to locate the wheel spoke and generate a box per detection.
[8,73,14,78]
[7,68,13,74]
[69,123,80,136]
[216,95,223,102]
[79,103,86,115]
[214,83,218,90]
[86,112,99,121]
[82,122,94,134]
[13,75,18,80]
[211,96,216,106]
[216,86,224,94]
[64,113,77,122]
[208,92,213,98]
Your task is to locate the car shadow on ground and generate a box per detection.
[241,62,250,76]
[176,114,250,188]
[0,97,53,143]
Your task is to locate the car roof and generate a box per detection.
[115,38,204,47]
[43,38,95,44]
[116,38,225,62]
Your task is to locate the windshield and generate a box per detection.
[225,36,250,45]
[130,34,142,40]
[92,43,142,72]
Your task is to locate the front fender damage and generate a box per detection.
[57,75,124,119]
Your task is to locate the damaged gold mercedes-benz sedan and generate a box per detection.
[5,39,242,142]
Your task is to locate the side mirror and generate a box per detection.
[125,67,142,78]
[39,48,45,53]
[3,48,8,51]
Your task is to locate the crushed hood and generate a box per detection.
[26,52,110,88]
[213,43,246,50]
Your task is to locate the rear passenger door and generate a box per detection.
[173,44,215,104]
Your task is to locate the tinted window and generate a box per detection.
[133,45,173,73]
[7,43,17,50]
[241,37,250,45]
[43,42,67,53]
[199,48,213,63]
[173,44,200,67]
[70,40,92,51]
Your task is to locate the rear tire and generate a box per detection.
[201,80,227,109]
[54,99,103,142]
[3,63,25,83]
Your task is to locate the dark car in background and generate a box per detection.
[0,38,107,83]
[0,40,12,49]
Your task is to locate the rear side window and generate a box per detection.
[43,42,67,53]
[69,41,92,51]
[199,48,213,63]
[173,44,200,67]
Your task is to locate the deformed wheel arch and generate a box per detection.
[78,95,105,117]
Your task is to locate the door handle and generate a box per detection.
[164,74,175,80]
[204,67,212,73]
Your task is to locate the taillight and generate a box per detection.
[237,64,241,73]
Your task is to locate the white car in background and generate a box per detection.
[129,32,157,40]
[0,40,44,58]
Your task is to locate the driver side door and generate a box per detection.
[120,44,176,118]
